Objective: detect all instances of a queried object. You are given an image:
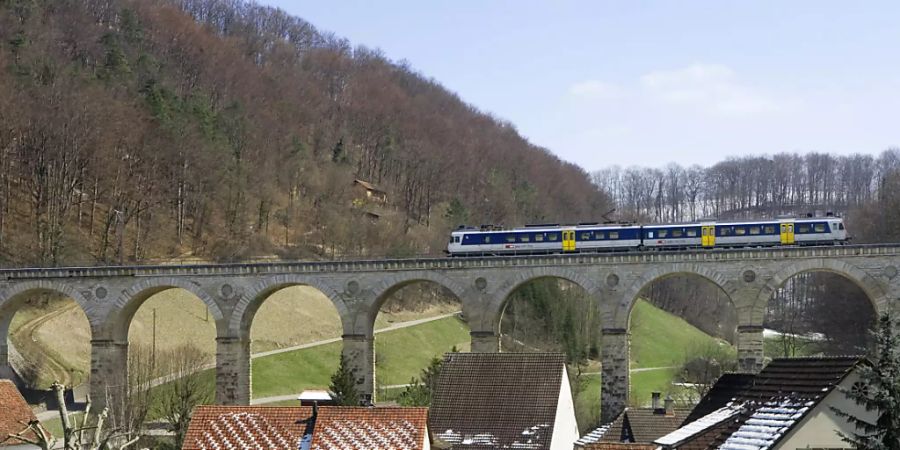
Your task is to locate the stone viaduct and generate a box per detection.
[2,244,900,423]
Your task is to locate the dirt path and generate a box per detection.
[9,303,80,388]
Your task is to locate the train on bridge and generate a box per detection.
[447,216,848,256]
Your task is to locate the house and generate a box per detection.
[575,393,692,447]
[181,405,429,450]
[653,356,874,450]
[428,352,579,450]
[354,179,388,204]
[0,380,45,449]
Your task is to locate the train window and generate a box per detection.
[454,236,461,243]
[596,232,605,240]
[749,227,760,235]
[672,229,683,238]
[764,225,775,234]
[658,230,668,238]
[814,224,826,232]
[839,223,845,230]
[506,235,516,243]
[798,225,810,233]
[549,233,558,241]
[580,232,589,240]
[734,227,746,235]
[609,231,619,239]
[647,231,654,239]
[535,234,544,242]
[520,235,530,242]
[484,236,492,244]
[687,229,697,237]
[720,228,731,236]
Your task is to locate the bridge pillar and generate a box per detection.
[215,336,251,405]
[89,339,128,411]
[342,333,374,404]
[737,325,765,373]
[0,340,12,380]
[600,328,629,424]
[470,331,499,352]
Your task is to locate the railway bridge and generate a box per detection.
[2,244,900,422]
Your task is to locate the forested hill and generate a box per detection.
[0,0,611,266]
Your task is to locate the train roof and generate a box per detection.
[451,216,843,234]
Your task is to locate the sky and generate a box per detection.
[264,1,900,171]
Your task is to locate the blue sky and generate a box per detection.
[264,1,900,171]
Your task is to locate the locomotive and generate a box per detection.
[446,216,848,256]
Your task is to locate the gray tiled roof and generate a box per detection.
[429,352,566,450]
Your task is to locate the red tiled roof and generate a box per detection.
[429,352,567,450]
[0,380,42,447]
[182,405,429,450]
[310,406,429,450]
[181,406,313,450]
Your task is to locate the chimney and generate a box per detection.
[651,392,661,410]
[664,394,675,416]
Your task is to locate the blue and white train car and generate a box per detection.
[446,216,848,255]
[447,223,641,256]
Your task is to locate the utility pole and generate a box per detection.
[152,308,157,370]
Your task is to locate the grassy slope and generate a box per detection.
[575,298,732,415]
[11,286,459,389]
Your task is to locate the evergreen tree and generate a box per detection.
[832,313,900,449]
[329,356,360,406]
[397,347,456,406]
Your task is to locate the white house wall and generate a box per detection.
[549,366,580,450]
[776,372,878,449]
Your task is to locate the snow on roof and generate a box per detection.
[718,399,815,450]
[574,424,611,446]
[654,406,739,446]
[298,390,332,401]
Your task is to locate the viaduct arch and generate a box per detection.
[1,244,899,423]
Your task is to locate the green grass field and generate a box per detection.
[34,294,727,434]
[574,298,733,415]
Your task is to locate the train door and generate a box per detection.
[701,225,715,247]
[562,229,576,252]
[780,223,795,245]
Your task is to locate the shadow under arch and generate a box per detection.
[489,267,601,335]
[230,274,349,340]
[365,272,467,336]
[612,265,734,330]
[109,278,226,342]
[754,259,889,317]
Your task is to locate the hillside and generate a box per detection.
[0,0,610,267]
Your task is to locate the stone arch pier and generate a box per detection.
[1,245,899,421]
